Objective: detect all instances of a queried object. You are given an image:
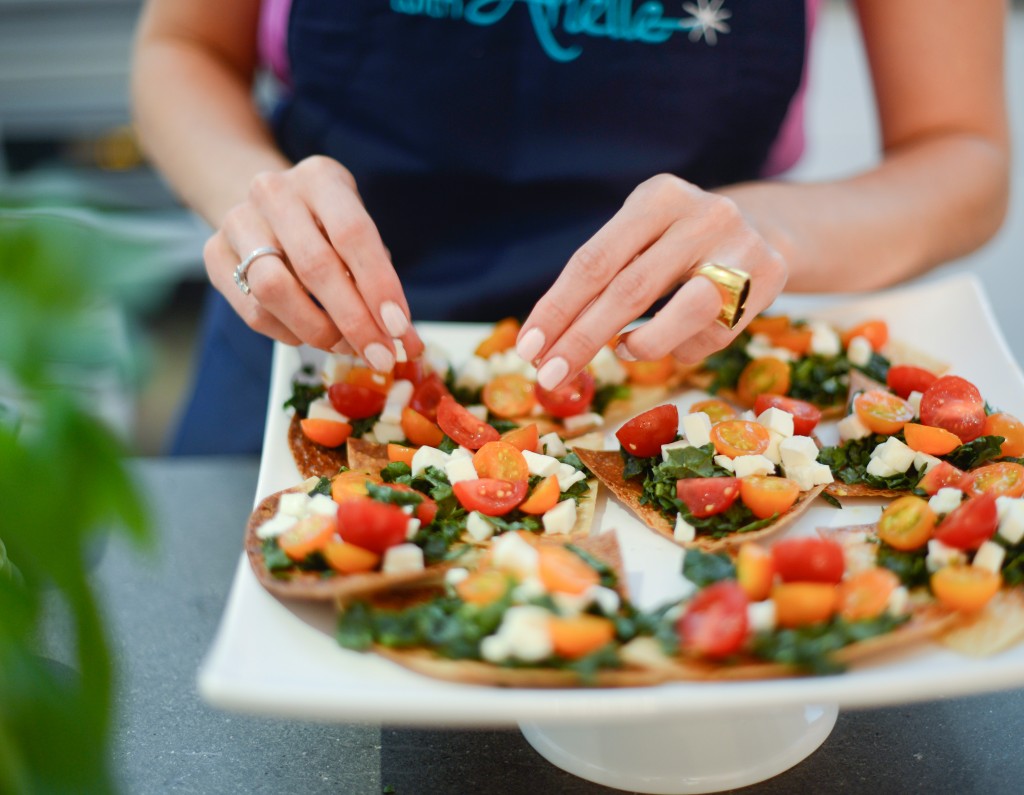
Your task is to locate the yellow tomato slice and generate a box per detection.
[710,420,770,458]
[853,389,914,435]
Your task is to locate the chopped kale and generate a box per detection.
[682,548,736,587]
[998,539,1024,587]
[701,334,751,392]
[261,539,293,572]
[751,614,908,675]
[437,434,459,454]
[851,351,890,385]
[788,354,854,410]
[821,491,842,509]
[876,542,930,589]
[487,417,520,434]
[817,434,920,491]
[565,543,618,589]
[349,413,381,438]
[380,462,412,482]
[283,378,326,418]
[307,476,334,497]
[592,383,631,414]
[943,435,1005,471]
[366,481,423,508]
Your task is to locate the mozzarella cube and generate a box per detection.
[321,352,356,384]
[660,438,691,462]
[488,349,530,377]
[674,513,696,543]
[996,496,1016,521]
[739,410,757,422]
[523,450,561,477]
[972,541,1006,574]
[871,437,916,474]
[713,454,736,472]
[542,499,577,534]
[928,487,964,516]
[278,491,311,517]
[372,420,405,445]
[256,513,299,540]
[405,517,421,539]
[444,567,470,585]
[887,586,910,616]
[847,335,873,366]
[837,413,872,442]
[492,532,540,577]
[465,511,495,542]
[411,445,450,477]
[997,499,1024,545]
[555,463,587,491]
[445,455,479,485]
[733,454,776,478]
[589,585,621,616]
[757,407,794,438]
[809,320,841,357]
[308,493,340,516]
[379,379,414,424]
[745,335,795,363]
[539,432,567,458]
[563,412,604,433]
[450,446,474,459]
[926,539,967,572]
[681,412,713,447]
[763,430,785,465]
[907,391,924,419]
[786,462,833,491]
[511,576,547,603]
[779,435,819,470]
[913,451,942,474]
[455,356,490,391]
[381,543,425,574]
[589,345,628,386]
[465,404,488,421]
[306,397,349,424]
[747,600,776,634]
[480,606,553,663]
[421,344,450,377]
[865,457,900,479]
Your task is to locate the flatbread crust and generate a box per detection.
[347,438,389,472]
[573,448,825,551]
[824,481,908,499]
[938,589,1024,657]
[245,484,452,602]
[288,414,348,479]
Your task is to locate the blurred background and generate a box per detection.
[1,0,1022,456]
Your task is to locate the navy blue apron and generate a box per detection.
[171,0,806,454]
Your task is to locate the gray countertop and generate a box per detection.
[74,457,1024,794]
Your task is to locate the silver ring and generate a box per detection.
[234,246,283,296]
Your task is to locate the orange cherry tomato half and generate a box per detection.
[549,615,616,659]
[452,478,528,516]
[746,315,791,337]
[473,441,530,482]
[933,493,998,550]
[960,462,1024,499]
[841,319,889,351]
[482,373,537,418]
[876,495,936,551]
[902,423,962,456]
[689,399,738,424]
[401,406,444,447]
[535,370,596,419]
[676,476,741,518]
[387,443,417,467]
[918,375,986,443]
[500,423,540,454]
[736,357,791,406]
[344,366,392,394]
[538,545,602,595]
[615,404,679,458]
[519,475,561,515]
[739,475,800,520]
[323,540,380,574]
[679,581,750,659]
[278,514,336,562]
[475,317,521,358]
[916,461,966,496]
[771,537,845,584]
[984,412,1024,458]
[770,327,813,356]
[736,542,774,601]
[300,418,353,448]
[436,396,500,450]
[930,566,1001,612]
[456,570,511,605]
[853,389,914,436]
[771,582,837,628]
[886,364,938,400]
[752,394,822,436]
[331,470,381,504]
[710,420,771,458]
[620,356,676,385]
[836,568,900,621]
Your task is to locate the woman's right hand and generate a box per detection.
[203,155,424,372]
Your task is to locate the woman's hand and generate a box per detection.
[515,174,788,389]
[203,155,424,371]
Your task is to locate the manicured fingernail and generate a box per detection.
[614,342,638,362]
[380,301,409,337]
[363,342,394,373]
[537,357,569,390]
[516,327,545,363]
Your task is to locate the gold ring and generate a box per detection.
[694,263,751,330]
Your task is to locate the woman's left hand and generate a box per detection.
[515,174,789,390]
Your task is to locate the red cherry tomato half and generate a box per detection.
[535,370,596,418]
[436,396,500,450]
[615,404,679,458]
[679,581,750,659]
[770,537,846,584]
[327,382,387,420]
[752,394,823,436]
[385,483,439,526]
[336,498,410,555]
[886,365,938,400]
[918,376,986,443]
[408,374,452,423]
[452,478,529,516]
[393,358,428,386]
[676,477,741,518]
[916,460,966,496]
[933,493,998,550]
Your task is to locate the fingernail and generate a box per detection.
[363,342,394,373]
[537,357,569,390]
[516,327,545,363]
[380,301,410,337]
[614,342,638,362]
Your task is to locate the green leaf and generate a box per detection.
[682,549,736,587]
[944,435,1005,471]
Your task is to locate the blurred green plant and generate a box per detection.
[0,210,153,793]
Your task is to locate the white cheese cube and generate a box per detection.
[444,567,470,585]
[278,492,311,517]
[997,499,1024,545]
[740,410,757,422]
[907,391,924,419]
[492,532,540,577]
[887,586,910,616]
[733,454,776,478]
[785,463,817,491]
[523,450,562,477]
[465,404,488,421]
[306,397,349,424]
[865,457,899,479]
[847,335,873,366]
[411,445,451,477]
[805,461,834,486]
[661,439,692,462]
[779,435,820,470]
[757,407,794,438]
[589,345,628,386]
[681,412,713,447]
[871,437,916,474]
[763,430,785,466]
[465,511,494,542]
[913,451,942,474]
[674,513,696,543]
[928,487,964,516]
[405,517,421,539]
[745,335,796,363]
[539,432,567,458]
[381,543,425,574]
[455,356,490,391]
[444,456,479,485]
[972,541,1006,574]
[488,349,530,377]
[379,379,415,424]
[256,513,299,540]
[563,412,604,433]
[511,576,547,603]
[837,413,872,442]
[480,606,553,663]
[450,446,474,459]
[747,600,777,634]
[308,493,340,516]
[542,499,577,534]
[400,504,415,516]
[996,496,1016,521]
[713,454,736,472]
[809,321,841,357]
[422,344,450,381]
[555,463,587,491]
[372,420,405,445]
[926,539,967,572]
[321,352,355,384]
[589,585,621,616]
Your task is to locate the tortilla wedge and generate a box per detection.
[573,448,826,551]
[288,414,348,479]
[938,588,1024,657]
[347,437,390,472]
